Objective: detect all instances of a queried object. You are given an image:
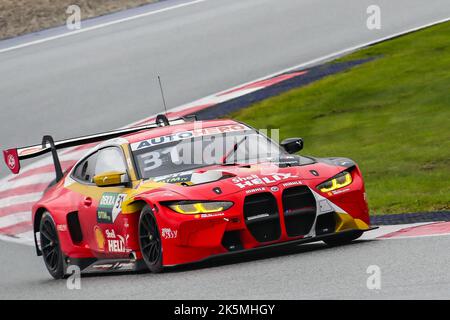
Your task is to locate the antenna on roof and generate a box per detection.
[157,75,168,116]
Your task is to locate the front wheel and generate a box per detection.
[138,205,163,273]
[323,230,363,247]
[40,212,65,279]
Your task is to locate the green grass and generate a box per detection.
[232,22,450,214]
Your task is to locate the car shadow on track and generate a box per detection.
[78,239,375,279]
[169,239,375,273]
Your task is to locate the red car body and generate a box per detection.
[5,117,373,277]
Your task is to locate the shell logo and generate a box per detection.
[94,226,105,251]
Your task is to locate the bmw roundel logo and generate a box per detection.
[7,154,16,169]
[270,186,279,192]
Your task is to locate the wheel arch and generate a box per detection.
[33,207,49,256]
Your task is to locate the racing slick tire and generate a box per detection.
[138,205,163,273]
[40,212,65,279]
[323,230,363,247]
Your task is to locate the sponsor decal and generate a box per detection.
[123,217,130,228]
[92,263,116,271]
[131,124,250,151]
[282,180,303,187]
[232,173,297,189]
[245,187,266,194]
[57,224,68,232]
[92,262,135,271]
[97,193,127,223]
[194,212,225,219]
[94,226,105,251]
[153,171,193,184]
[105,229,130,253]
[161,228,178,239]
[331,188,351,195]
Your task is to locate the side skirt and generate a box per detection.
[68,257,147,274]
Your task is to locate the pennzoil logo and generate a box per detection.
[246,187,266,194]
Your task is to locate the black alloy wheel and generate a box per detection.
[40,212,65,279]
[139,205,163,273]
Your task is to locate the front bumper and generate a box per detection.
[157,183,370,266]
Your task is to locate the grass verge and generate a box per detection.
[232,22,450,214]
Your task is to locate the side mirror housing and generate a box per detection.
[93,171,129,187]
[281,138,303,154]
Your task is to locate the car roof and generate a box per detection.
[122,119,245,144]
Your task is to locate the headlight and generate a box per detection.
[166,201,233,214]
[317,171,352,192]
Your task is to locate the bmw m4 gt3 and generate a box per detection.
[3,115,374,278]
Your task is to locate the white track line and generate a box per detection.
[377,231,450,240]
[0,0,208,54]
[0,232,34,246]
[360,222,435,240]
[0,193,43,208]
[0,174,54,192]
[0,212,32,229]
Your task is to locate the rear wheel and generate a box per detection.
[323,230,363,247]
[40,212,65,279]
[138,205,163,273]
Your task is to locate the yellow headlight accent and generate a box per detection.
[318,171,352,192]
[169,202,231,214]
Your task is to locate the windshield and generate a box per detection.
[132,129,285,179]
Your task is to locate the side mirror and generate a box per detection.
[281,138,303,154]
[93,171,129,187]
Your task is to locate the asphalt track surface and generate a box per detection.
[1,235,449,299]
[0,0,450,299]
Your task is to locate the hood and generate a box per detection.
[136,155,351,200]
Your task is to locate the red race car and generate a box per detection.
[3,115,374,279]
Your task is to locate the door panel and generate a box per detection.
[69,146,134,258]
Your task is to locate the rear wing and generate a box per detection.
[3,114,194,181]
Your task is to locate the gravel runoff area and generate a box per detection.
[0,0,158,40]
